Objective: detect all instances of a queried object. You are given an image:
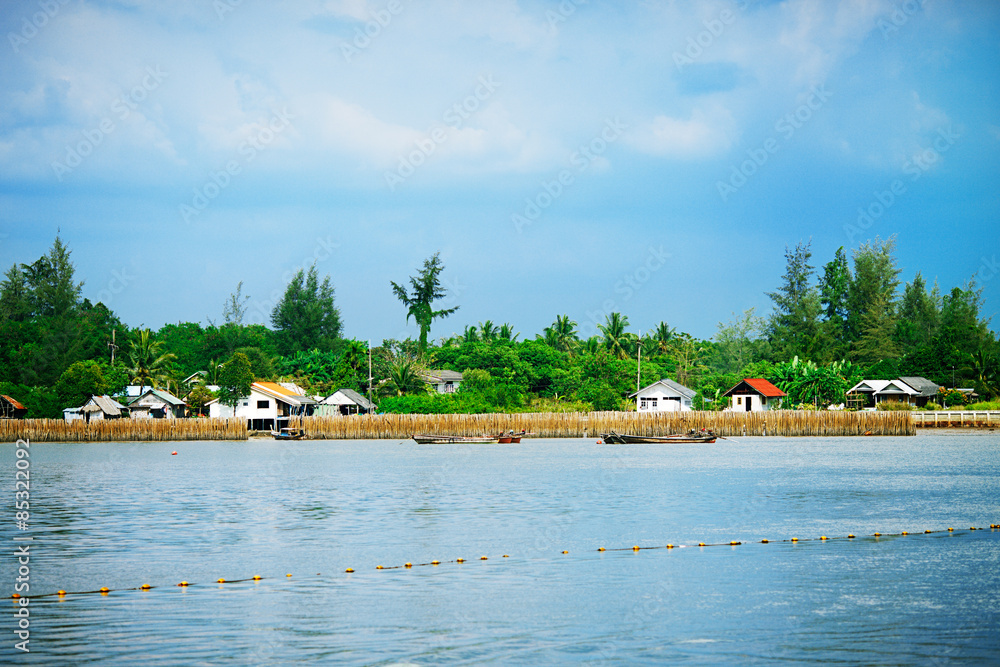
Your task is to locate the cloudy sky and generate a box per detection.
[2,0,998,344]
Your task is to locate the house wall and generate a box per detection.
[635,386,692,412]
[433,381,460,394]
[730,393,776,412]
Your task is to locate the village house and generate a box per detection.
[319,388,377,416]
[723,378,786,412]
[0,395,27,419]
[207,381,316,431]
[629,378,696,412]
[424,370,463,394]
[846,376,940,409]
[64,395,129,422]
[127,388,188,419]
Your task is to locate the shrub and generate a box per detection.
[876,401,914,411]
[924,402,942,411]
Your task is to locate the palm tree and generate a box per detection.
[540,314,578,354]
[127,329,176,389]
[462,325,479,343]
[382,357,427,397]
[497,323,519,343]
[390,252,459,357]
[651,321,677,355]
[478,320,499,342]
[597,312,632,360]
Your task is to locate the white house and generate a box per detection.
[207,381,316,431]
[723,378,786,412]
[424,370,463,394]
[846,376,940,409]
[128,388,187,419]
[630,378,696,412]
[319,388,377,415]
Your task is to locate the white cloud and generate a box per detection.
[627,106,734,159]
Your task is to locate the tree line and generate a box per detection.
[1,236,996,418]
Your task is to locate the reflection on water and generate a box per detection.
[2,434,998,664]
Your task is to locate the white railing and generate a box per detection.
[911,411,1000,427]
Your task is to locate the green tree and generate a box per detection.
[271,265,342,354]
[127,329,176,389]
[390,252,459,357]
[896,272,940,348]
[540,315,579,355]
[218,352,254,413]
[186,384,215,417]
[847,236,901,342]
[382,357,427,397]
[713,308,765,374]
[223,281,250,326]
[55,360,108,409]
[597,312,633,360]
[851,296,901,366]
[767,241,822,360]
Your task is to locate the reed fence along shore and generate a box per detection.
[1,410,916,442]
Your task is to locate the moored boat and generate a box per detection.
[600,429,717,444]
[497,429,526,443]
[271,427,306,440]
[412,434,501,444]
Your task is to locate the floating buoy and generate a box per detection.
[178,582,189,587]
[561,550,568,554]
[873,532,881,537]
[729,541,739,546]
[139,584,151,590]
[456,558,465,563]
[376,565,384,569]
[970,527,977,531]
[698,542,706,547]
[217,578,226,583]
[404,563,413,568]
[632,545,640,551]
[760,539,769,543]
[480,556,488,560]
[597,547,606,552]
[286,574,292,577]
[171,451,177,456]
[948,528,953,532]
[57,590,67,596]
[597,440,602,444]
[11,594,19,599]
[848,534,855,538]
[925,530,932,534]
[901,531,908,536]
[820,536,828,540]
[666,544,674,549]
[99,587,110,593]
[345,568,354,573]
[431,561,440,565]
[791,537,799,542]
[502,555,509,558]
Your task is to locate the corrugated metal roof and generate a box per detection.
[898,376,940,396]
[424,370,463,382]
[84,395,127,416]
[629,378,696,399]
[2,395,26,410]
[335,388,377,411]
[724,378,786,398]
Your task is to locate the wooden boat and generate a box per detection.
[497,429,526,443]
[412,434,501,444]
[271,427,306,440]
[600,429,717,444]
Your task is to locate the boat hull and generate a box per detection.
[600,432,717,444]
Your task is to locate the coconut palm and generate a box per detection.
[497,323,519,343]
[127,328,176,389]
[598,312,632,360]
[651,321,677,355]
[539,314,579,354]
[382,357,427,397]
[478,320,499,342]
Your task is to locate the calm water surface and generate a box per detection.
[2,432,999,664]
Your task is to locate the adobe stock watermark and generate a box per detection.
[544,0,588,30]
[214,0,244,21]
[51,66,168,182]
[878,0,928,39]
[384,74,501,191]
[341,0,406,63]
[716,83,832,202]
[673,5,739,70]
[579,244,671,339]
[511,117,628,233]
[8,0,70,54]
[179,108,294,223]
[844,125,959,243]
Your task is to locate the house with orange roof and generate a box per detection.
[207,381,317,431]
[722,378,786,412]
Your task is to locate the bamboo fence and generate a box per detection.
[0,411,914,443]
[0,418,247,443]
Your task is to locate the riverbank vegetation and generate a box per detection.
[1,236,997,418]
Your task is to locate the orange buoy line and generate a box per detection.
[16,525,998,600]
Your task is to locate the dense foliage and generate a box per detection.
[1,236,997,417]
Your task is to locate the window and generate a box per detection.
[639,397,658,410]
[736,397,742,405]
[257,400,269,409]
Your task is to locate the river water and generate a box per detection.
[2,432,999,664]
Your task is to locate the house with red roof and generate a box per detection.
[722,378,786,412]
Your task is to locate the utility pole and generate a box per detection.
[108,329,119,364]
[367,340,374,411]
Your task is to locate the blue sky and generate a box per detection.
[1,0,998,344]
